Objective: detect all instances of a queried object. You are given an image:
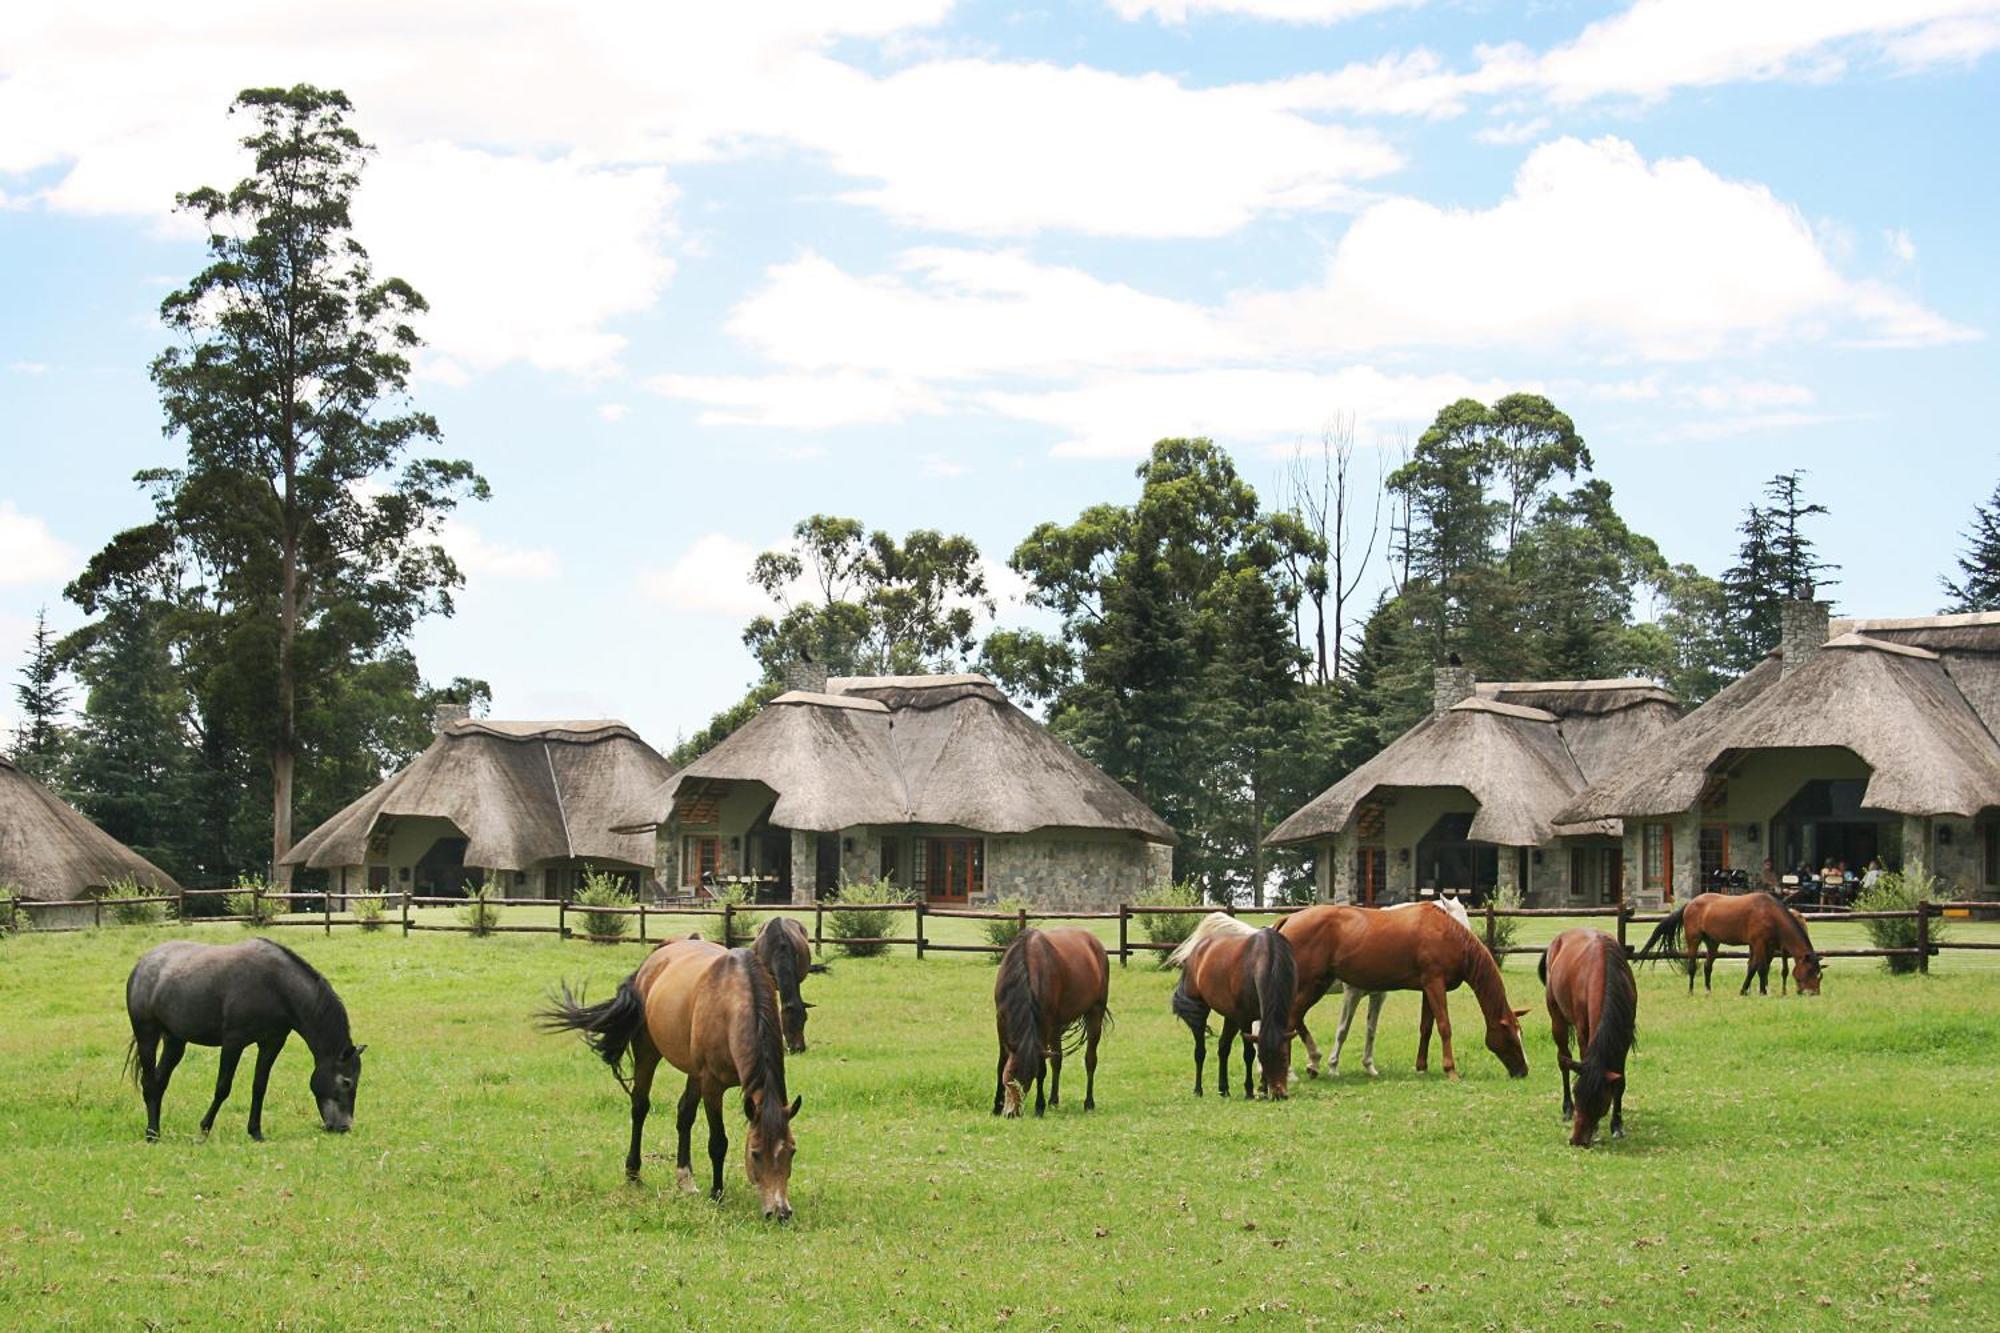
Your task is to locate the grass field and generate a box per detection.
[2,915,1996,1330]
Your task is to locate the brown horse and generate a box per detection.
[1638,891,1824,995]
[1539,929,1637,1146]
[1276,904,1530,1081]
[753,916,815,1053]
[1168,915,1297,1100]
[993,927,1111,1117]
[543,936,803,1219]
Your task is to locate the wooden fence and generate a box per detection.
[5,888,1997,975]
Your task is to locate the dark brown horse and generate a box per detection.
[1539,929,1636,1146]
[544,936,802,1219]
[753,916,814,1053]
[1638,892,1824,995]
[1276,904,1529,1081]
[1168,914,1297,1100]
[993,927,1111,1117]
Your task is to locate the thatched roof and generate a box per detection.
[627,675,1175,843]
[0,755,182,900]
[283,720,675,871]
[1561,624,2000,822]
[1267,678,1680,849]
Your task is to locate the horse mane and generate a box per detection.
[257,938,350,1046]
[755,917,805,1007]
[1166,911,1256,968]
[1573,934,1637,1110]
[1457,923,1513,1025]
[1248,928,1295,1079]
[1762,893,1818,958]
[731,949,790,1134]
[995,928,1045,1088]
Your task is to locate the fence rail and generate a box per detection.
[2,890,1991,974]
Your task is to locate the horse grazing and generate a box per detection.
[992,927,1111,1117]
[1539,929,1637,1146]
[1638,891,1824,996]
[543,936,802,1220]
[753,916,815,1053]
[124,939,365,1142]
[1168,914,1296,1100]
[1319,898,1474,1079]
[1277,904,1529,1081]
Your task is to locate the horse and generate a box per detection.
[1276,904,1529,1080]
[1539,929,1637,1147]
[1320,897,1474,1079]
[542,936,802,1220]
[1638,891,1824,996]
[124,938,365,1142]
[1167,915,1296,1100]
[992,927,1111,1117]
[753,916,815,1053]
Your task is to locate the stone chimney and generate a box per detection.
[1778,599,1830,676]
[784,660,830,695]
[1433,664,1476,715]
[432,701,472,734]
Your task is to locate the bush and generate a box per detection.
[459,880,501,937]
[982,898,1031,962]
[1140,881,1204,966]
[826,877,911,959]
[0,882,20,935]
[713,879,761,947]
[226,874,277,927]
[1855,871,1947,974]
[574,868,633,942]
[102,875,164,926]
[350,893,388,932]
[1483,885,1521,966]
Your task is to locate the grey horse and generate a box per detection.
[125,938,365,1141]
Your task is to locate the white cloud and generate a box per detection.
[1884,14,2000,67]
[920,454,971,479]
[637,533,772,617]
[436,520,559,580]
[650,370,947,429]
[1230,136,1977,360]
[1678,379,1815,412]
[1473,116,1551,145]
[6,361,48,375]
[0,502,77,585]
[1885,228,1918,263]
[597,403,630,423]
[1108,0,1414,22]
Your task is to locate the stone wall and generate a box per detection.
[982,834,1173,910]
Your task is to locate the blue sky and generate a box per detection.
[3,1,1998,754]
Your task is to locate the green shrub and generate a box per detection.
[458,880,502,937]
[982,898,1031,962]
[102,875,164,926]
[827,877,911,958]
[1140,881,1204,967]
[1855,871,1947,974]
[574,868,634,942]
[714,879,761,947]
[1483,884,1521,966]
[350,893,388,932]
[226,874,277,927]
[0,882,20,935]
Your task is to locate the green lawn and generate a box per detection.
[1,920,1995,1329]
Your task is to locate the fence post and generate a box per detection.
[558,896,568,941]
[915,900,927,960]
[94,893,103,930]
[177,887,187,923]
[324,885,332,936]
[1485,899,1497,952]
[639,899,647,944]
[401,890,412,937]
[1617,902,1632,958]
[1118,903,1130,968]
[1017,904,1027,945]
[1916,899,1931,975]
[813,901,824,960]
[723,900,734,948]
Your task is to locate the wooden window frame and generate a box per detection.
[681,835,721,889]
[1642,823,1673,900]
[924,837,983,904]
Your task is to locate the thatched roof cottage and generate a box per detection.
[1558,604,2000,905]
[1,754,182,901]
[282,708,676,899]
[620,670,1175,908]
[1266,670,1680,908]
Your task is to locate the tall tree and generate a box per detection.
[1721,472,1837,670]
[9,606,69,781]
[1284,417,1383,683]
[72,86,486,881]
[1942,479,2000,612]
[1486,393,1592,554]
[1762,470,1838,600]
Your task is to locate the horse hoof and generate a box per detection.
[1306,1067,1320,1080]
[1364,1065,1379,1078]
[676,1167,700,1194]
[1084,1099,1095,1111]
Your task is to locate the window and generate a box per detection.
[1986,822,1998,889]
[911,839,929,893]
[681,835,721,888]
[1699,823,1729,886]
[1642,823,1673,900]
[880,836,902,884]
[924,838,983,902]
[1354,846,1386,905]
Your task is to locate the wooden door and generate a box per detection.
[926,838,981,903]
[1355,846,1386,905]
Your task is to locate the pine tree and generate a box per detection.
[1942,480,2000,612]
[10,606,68,781]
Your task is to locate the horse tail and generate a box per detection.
[1635,902,1688,967]
[1253,927,1296,1080]
[1165,911,1257,968]
[1576,935,1638,1106]
[1170,967,1209,1035]
[1537,947,1549,987]
[995,929,1045,1089]
[539,972,648,1088]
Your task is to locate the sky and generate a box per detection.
[2,1,1998,757]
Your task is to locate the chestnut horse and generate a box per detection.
[1168,915,1296,1099]
[993,927,1111,1117]
[1322,897,1473,1078]
[1638,891,1824,996]
[1276,905,1530,1080]
[543,936,802,1219]
[1539,929,1636,1146]
[753,916,815,1053]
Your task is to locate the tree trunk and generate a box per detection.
[271,527,298,886]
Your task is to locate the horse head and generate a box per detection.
[310,1043,366,1133]
[1795,952,1825,995]
[1487,1008,1530,1078]
[1557,1052,1620,1147]
[782,998,813,1054]
[744,1092,802,1221]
